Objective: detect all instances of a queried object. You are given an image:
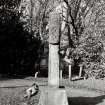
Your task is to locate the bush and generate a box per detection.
[0,2,42,75]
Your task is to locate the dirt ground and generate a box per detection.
[0,77,105,105]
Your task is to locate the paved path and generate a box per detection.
[66,87,105,105]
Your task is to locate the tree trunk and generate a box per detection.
[68,65,72,80]
[79,65,83,78]
[60,69,63,79]
[35,72,38,78]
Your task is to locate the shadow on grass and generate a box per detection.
[68,95,105,105]
[0,74,30,81]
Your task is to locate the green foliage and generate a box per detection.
[62,0,105,78]
[19,0,49,41]
[81,1,105,78]
[70,35,105,78]
[0,0,43,75]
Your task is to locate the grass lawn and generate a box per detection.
[0,87,40,105]
[0,77,105,105]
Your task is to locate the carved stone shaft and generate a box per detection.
[49,11,60,44]
[48,44,59,87]
[48,11,60,87]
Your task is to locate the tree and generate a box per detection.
[19,0,50,41]
[60,0,105,78]
[0,0,42,75]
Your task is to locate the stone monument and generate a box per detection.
[38,1,69,105]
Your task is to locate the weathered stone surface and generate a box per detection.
[48,44,59,87]
[49,11,60,44]
[38,87,68,105]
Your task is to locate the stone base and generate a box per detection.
[38,87,68,105]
